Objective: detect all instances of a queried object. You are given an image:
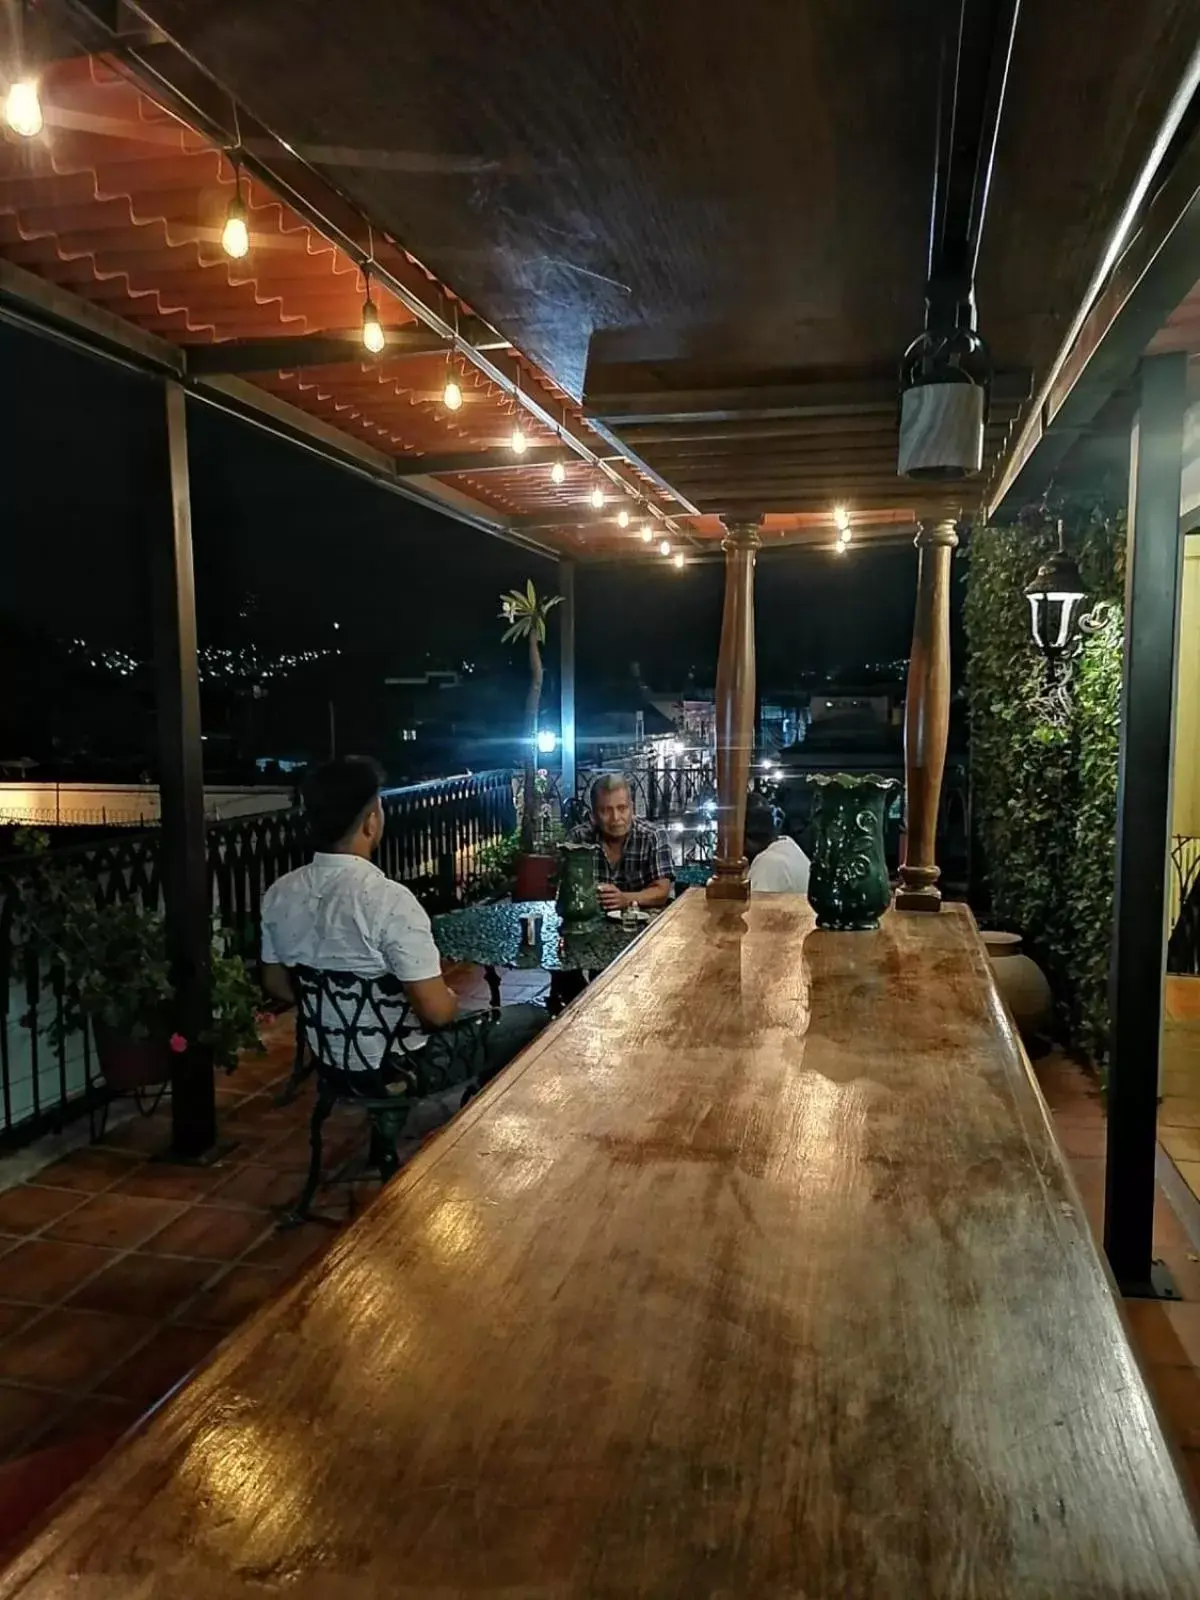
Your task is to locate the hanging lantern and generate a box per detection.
[1025,523,1101,673]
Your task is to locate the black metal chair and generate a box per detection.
[280,966,485,1228]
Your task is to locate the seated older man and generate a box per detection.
[567,773,674,911]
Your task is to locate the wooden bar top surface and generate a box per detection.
[3,896,1199,1598]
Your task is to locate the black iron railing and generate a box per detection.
[1168,835,1200,975]
[0,770,516,1148]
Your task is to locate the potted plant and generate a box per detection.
[16,835,263,1091]
[499,579,562,899]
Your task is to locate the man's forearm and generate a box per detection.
[631,878,672,909]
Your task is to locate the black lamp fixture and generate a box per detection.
[1025,520,1105,676]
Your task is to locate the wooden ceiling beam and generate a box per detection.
[396,447,620,478]
[586,370,1032,427]
[184,321,507,375]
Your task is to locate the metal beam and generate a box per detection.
[559,561,577,804]
[396,446,611,480]
[1105,352,1187,1297]
[0,252,559,559]
[184,322,507,375]
[151,383,215,1158]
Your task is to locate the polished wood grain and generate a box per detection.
[708,519,759,900]
[3,896,1198,1597]
[898,519,958,911]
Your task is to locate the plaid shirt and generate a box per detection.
[567,818,674,893]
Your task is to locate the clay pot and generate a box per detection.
[92,1020,173,1092]
[514,852,556,901]
[982,930,1053,1042]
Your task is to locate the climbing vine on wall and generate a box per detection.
[964,503,1125,1063]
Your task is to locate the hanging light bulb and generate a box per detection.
[361,290,385,354]
[551,460,566,485]
[617,509,630,528]
[221,186,250,260]
[833,505,850,533]
[4,77,42,139]
[590,485,605,511]
[673,551,685,569]
[640,525,653,543]
[510,424,528,455]
[442,375,463,411]
[659,539,671,557]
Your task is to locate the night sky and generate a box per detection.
[0,321,932,702]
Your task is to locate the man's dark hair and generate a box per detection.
[744,795,779,852]
[302,756,385,850]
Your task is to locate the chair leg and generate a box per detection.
[279,1083,336,1228]
[367,1104,409,1184]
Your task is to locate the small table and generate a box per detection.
[432,899,650,1009]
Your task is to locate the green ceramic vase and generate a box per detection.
[805,773,898,931]
[556,842,601,922]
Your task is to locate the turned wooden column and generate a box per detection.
[708,519,761,901]
[896,518,958,912]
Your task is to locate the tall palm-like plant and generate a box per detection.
[500,579,562,848]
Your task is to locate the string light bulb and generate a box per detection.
[640,526,653,543]
[673,551,685,569]
[221,189,250,260]
[833,505,850,533]
[4,77,42,139]
[361,291,385,354]
[617,509,630,528]
[510,424,528,455]
[442,375,463,411]
[551,460,566,485]
[659,539,671,557]
[590,485,605,511]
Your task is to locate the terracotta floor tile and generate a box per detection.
[1173,1160,1200,1203]
[96,1325,221,1408]
[0,1385,71,1457]
[1,1240,116,1305]
[1156,1241,1200,1303]
[32,1391,145,1455]
[94,1117,172,1157]
[1162,1127,1200,1166]
[0,1308,152,1390]
[182,1265,285,1329]
[140,1205,271,1262]
[1124,1300,1200,1366]
[0,1303,34,1341]
[208,1163,306,1211]
[109,1160,233,1203]
[0,1187,88,1237]
[1159,1097,1200,1130]
[1144,1363,1200,1448]
[1055,1122,1109,1160]
[44,1193,184,1252]
[244,1223,334,1276]
[67,1254,217,1321]
[32,1149,143,1195]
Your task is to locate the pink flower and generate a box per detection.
[168,1033,188,1054]
[255,1011,272,1027]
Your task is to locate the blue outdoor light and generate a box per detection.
[536,729,559,755]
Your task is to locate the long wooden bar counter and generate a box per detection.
[2,896,1198,1597]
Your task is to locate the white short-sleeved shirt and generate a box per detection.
[261,853,443,1066]
[748,835,812,894]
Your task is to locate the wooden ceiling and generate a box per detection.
[8,0,1200,558]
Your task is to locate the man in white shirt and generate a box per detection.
[745,795,811,894]
[261,757,545,1108]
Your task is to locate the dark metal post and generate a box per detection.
[1104,351,1187,1296]
[559,559,576,806]
[149,382,215,1157]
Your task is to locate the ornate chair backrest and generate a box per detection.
[290,966,416,1079]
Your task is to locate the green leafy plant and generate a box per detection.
[500,580,562,849]
[472,829,522,901]
[964,502,1124,1064]
[14,833,262,1071]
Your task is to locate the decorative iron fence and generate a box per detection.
[1168,834,1200,975]
[0,770,516,1149]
